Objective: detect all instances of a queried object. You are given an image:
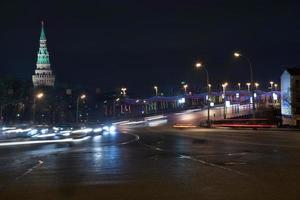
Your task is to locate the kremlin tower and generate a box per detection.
[32,21,55,87]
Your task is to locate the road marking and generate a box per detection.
[140,141,248,177]
[120,132,140,145]
[178,155,248,176]
[16,160,44,181]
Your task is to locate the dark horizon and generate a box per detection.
[1,0,300,94]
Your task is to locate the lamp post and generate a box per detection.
[154,86,158,96]
[195,62,211,126]
[274,83,278,91]
[237,83,241,103]
[234,52,256,116]
[270,81,274,91]
[246,82,251,92]
[183,84,188,94]
[255,82,259,90]
[121,88,127,97]
[33,92,44,124]
[222,82,228,119]
[76,94,86,124]
[237,83,241,113]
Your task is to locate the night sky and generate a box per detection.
[1,0,300,94]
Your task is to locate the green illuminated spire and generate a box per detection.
[37,21,50,65]
[40,21,46,41]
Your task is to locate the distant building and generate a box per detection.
[32,21,55,87]
[281,68,300,126]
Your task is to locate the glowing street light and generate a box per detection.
[234,52,241,57]
[270,81,274,91]
[80,94,86,100]
[76,94,86,123]
[236,82,241,106]
[195,62,210,93]
[121,88,127,97]
[154,86,158,96]
[233,51,256,116]
[274,83,278,90]
[36,93,44,99]
[183,84,188,94]
[208,84,212,93]
[222,82,228,99]
[246,83,251,92]
[32,92,44,123]
[195,62,203,68]
[195,61,211,126]
[255,82,259,90]
[222,82,228,119]
[222,82,228,93]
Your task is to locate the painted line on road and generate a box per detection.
[140,141,248,177]
[120,132,140,145]
[16,160,44,181]
[178,155,248,176]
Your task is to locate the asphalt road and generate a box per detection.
[1,125,300,200]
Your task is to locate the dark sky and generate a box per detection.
[1,0,300,94]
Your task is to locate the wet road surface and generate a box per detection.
[1,126,300,200]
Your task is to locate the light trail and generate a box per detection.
[32,133,56,138]
[145,115,166,121]
[0,136,90,147]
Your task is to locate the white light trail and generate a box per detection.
[93,128,103,133]
[3,128,33,134]
[0,136,90,147]
[33,133,56,138]
[71,128,93,134]
[145,115,166,121]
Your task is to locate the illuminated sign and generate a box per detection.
[281,71,292,116]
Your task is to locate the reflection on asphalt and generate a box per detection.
[1,126,300,199]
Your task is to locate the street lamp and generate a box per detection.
[121,88,127,97]
[234,52,241,57]
[255,82,259,90]
[33,92,44,123]
[234,51,256,116]
[183,84,188,94]
[208,84,212,93]
[195,62,202,68]
[237,82,241,112]
[195,62,211,126]
[274,83,278,90]
[76,94,86,124]
[154,86,158,96]
[222,82,228,95]
[222,82,228,119]
[269,81,274,91]
[246,82,251,92]
[195,62,210,92]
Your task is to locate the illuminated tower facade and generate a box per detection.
[32,21,55,87]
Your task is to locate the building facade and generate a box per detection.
[281,68,300,126]
[32,21,55,87]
